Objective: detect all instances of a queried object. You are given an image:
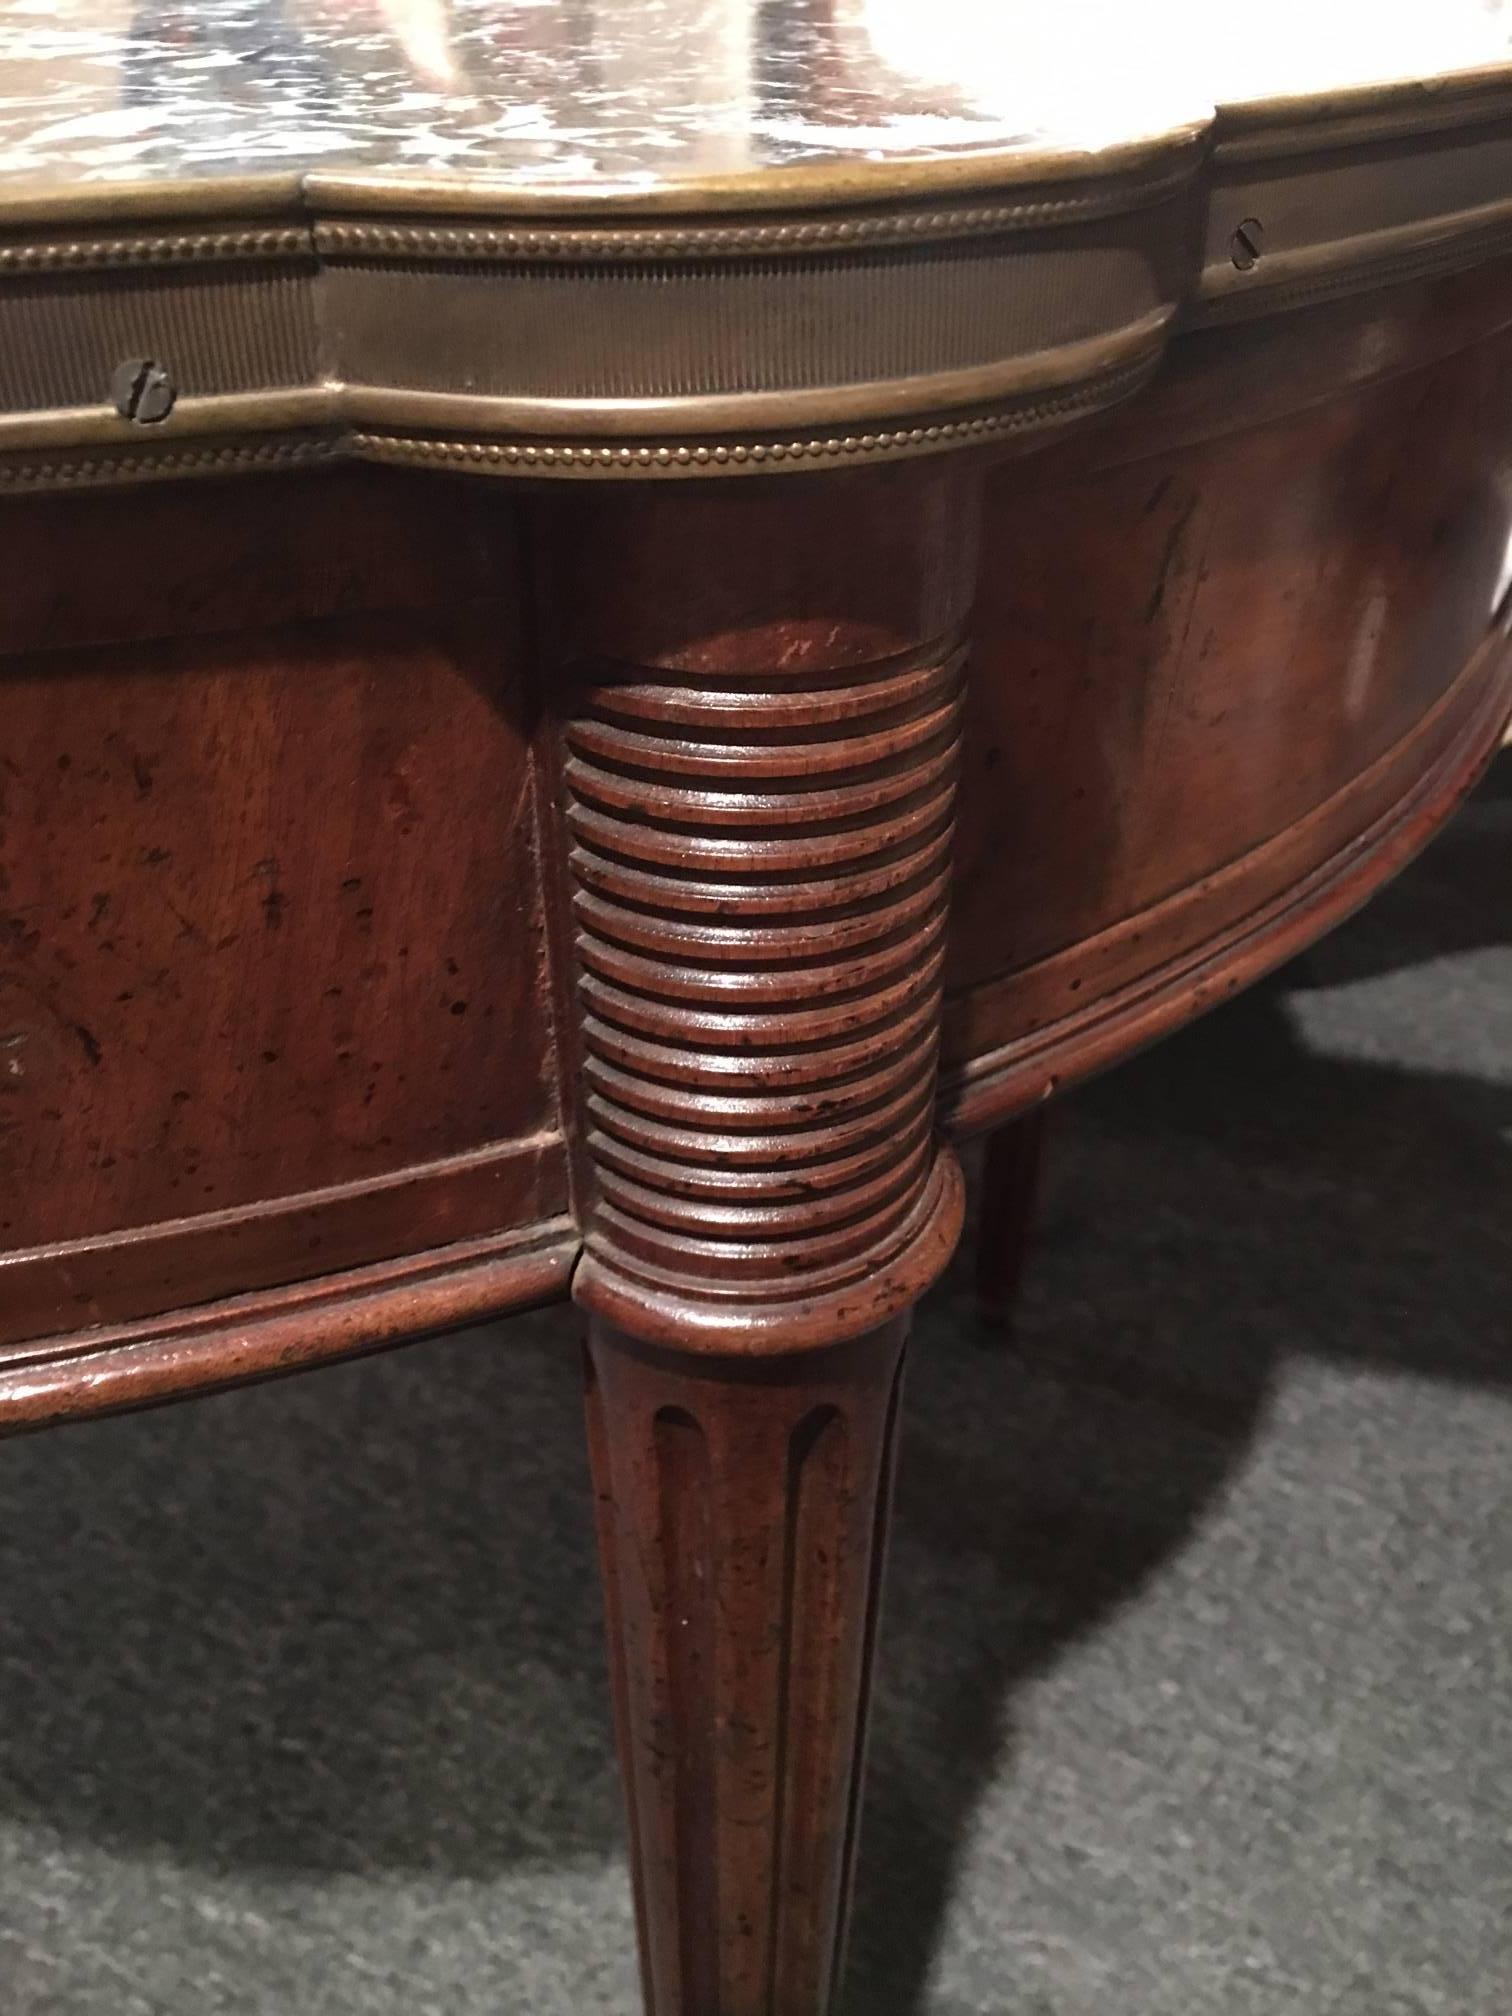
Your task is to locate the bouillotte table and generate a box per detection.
[3,3,1512,2007]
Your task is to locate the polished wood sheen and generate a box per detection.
[532,477,972,2004]
[586,1323,904,2016]
[942,271,1512,1130]
[3,88,1512,2012]
[544,476,972,1355]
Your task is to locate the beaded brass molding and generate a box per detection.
[0,67,1509,489]
[0,227,312,273]
[347,350,1163,481]
[0,435,338,492]
[310,155,1199,262]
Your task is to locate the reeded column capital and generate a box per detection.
[544,474,978,1354]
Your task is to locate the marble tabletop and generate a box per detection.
[0,0,1510,199]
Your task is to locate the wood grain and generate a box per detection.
[942,291,1512,1125]
[585,1320,905,2016]
[976,1112,1047,1330]
[546,476,974,1354]
[539,473,981,2015]
[0,1135,565,1350]
[944,609,1511,1132]
[0,470,560,1281]
[0,260,1509,2016]
[0,1217,576,1434]
[4,280,1511,1380]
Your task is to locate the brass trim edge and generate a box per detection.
[301,125,1211,220]
[1213,61,1512,163]
[0,72,1506,486]
[1196,194,1512,324]
[340,311,1172,440]
[0,435,339,492]
[312,163,1196,262]
[0,226,314,276]
[0,388,338,451]
[346,349,1161,477]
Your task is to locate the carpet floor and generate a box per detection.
[2,757,1508,2015]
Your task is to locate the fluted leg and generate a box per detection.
[586,1322,904,2016]
[976,1110,1048,1333]
[543,470,980,2014]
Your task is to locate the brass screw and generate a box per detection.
[1230,218,1265,272]
[110,358,176,424]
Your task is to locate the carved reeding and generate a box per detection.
[564,634,968,1350]
[0,435,338,491]
[1211,64,1512,163]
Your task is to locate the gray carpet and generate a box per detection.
[2,758,1508,2015]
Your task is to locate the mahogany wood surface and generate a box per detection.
[942,270,1512,1130]
[976,1114,1048,1332]
[2,262,1511,2015]
[586,1321,904,2016]
[537,478,973,2004]
[542,473,974,1357]
[7,272,1510,1402]
[0,472,568,1348]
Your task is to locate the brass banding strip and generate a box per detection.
[0,69,1506,486]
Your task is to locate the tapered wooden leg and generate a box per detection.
[542,470,981,2014]
[976,1110,1048,1332]
[585,1321,905,2016]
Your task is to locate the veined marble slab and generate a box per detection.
[0,0,1508,198]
